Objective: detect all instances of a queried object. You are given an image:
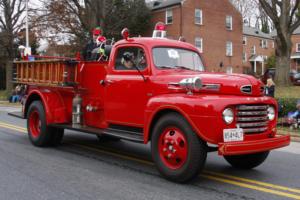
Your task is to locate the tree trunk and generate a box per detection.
[275,55,291,86]
[5,60,13,93]
[274,33,292,86]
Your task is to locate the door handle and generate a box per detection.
[100,79,114,86]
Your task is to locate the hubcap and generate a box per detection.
[29,110,41,138]
[158,127,188,169]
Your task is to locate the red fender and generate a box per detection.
[25,88,70,124]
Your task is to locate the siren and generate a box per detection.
[121,28,130,40]
[152,22,167,38]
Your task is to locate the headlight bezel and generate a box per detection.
[222,108,234,124]
[267,106,276,121]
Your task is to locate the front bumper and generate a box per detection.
[218,135,290,156]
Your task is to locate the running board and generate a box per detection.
[50,124,144,143]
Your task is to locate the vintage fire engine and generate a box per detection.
[12,24,290,182]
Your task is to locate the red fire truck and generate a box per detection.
[13,26,290,182]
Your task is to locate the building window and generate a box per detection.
[195,37,203,53]
[251,46,256,55]
[226,16,233,30]
[195,9,203,25]
[272,41,275,48]
[260,39,268,48]
[243,52,247,62]
[296,43,300,52]
[226,66,233,74]
[243,36,247,45]
[226,41,233,56]
[166,9,173,24]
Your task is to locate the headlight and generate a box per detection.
[223,108,234,124]
[267,106,275,121]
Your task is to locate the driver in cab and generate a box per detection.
[118,52,136,70]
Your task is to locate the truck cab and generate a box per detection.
[14,28,290,183]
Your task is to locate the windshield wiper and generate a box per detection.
[157,65,176,69]
[174,66,194,71]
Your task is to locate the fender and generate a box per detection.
[144,94,219,144]
[24,88,69,124]
[144,94,279,145]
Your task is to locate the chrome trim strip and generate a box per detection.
[242,127,268,133]
[237,116,269,122]
[237,122,268,128]
[237,111,268,116]
[237,105,269,110]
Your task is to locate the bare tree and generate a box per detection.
[34,0,151,52]
[259,0,300,86]
[230,0,257,26]
[0,0,26,91]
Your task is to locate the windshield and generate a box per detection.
[153,47,205,71]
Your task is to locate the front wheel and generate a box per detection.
[27,101,64,147]
[151,113,207,183]
[224,151,270,169]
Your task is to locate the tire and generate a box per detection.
[27,101,64,147]
[224,151,270,169]
[151,113,207,183]
[96,134,120,142]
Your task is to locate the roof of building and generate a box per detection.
[270,26,300,36]
[243,26,273,39]
[147,0,182,11]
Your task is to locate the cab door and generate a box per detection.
[104,45,151,127]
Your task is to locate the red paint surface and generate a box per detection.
[24,37,290,155]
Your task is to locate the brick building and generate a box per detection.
[147,0,244,73]
[242,26,275,75]
[290,27,300,72]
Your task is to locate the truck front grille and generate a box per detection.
[236,105,269,134]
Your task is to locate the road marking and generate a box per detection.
[1,122,300,199]
[203,170,300,194]
[200,174,300,200]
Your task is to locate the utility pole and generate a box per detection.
[25,0,31,56]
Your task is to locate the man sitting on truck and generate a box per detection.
[82,27,102,61]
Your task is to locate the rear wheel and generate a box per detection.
[151,113,207,183]
[27,101,64,147]
[224,151,269,169]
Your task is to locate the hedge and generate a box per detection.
[276,98,299,117]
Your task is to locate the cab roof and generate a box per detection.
[114,37,199,52]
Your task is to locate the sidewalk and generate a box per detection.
[277,129,300,142]
[0,101,21,107]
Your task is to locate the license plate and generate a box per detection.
[223,128,244,142]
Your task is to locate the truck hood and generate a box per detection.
[153,71,264,96]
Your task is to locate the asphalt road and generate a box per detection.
[0,106,300,200]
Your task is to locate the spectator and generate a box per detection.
[9,85,21,103]
[265,77,275,97]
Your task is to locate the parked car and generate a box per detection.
[262,68,300,85]
[290,72,300,85]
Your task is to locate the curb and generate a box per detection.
[277,131,300,142]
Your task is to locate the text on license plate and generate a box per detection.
[223,128,244,142]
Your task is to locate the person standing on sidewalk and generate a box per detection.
[265,77,275,97]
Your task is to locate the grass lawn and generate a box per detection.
[275,86,300,98]
[0,90,8,101]
[277,126,300,135]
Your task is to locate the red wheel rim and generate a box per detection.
[29,110,41,138]
[158,127,188,170]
